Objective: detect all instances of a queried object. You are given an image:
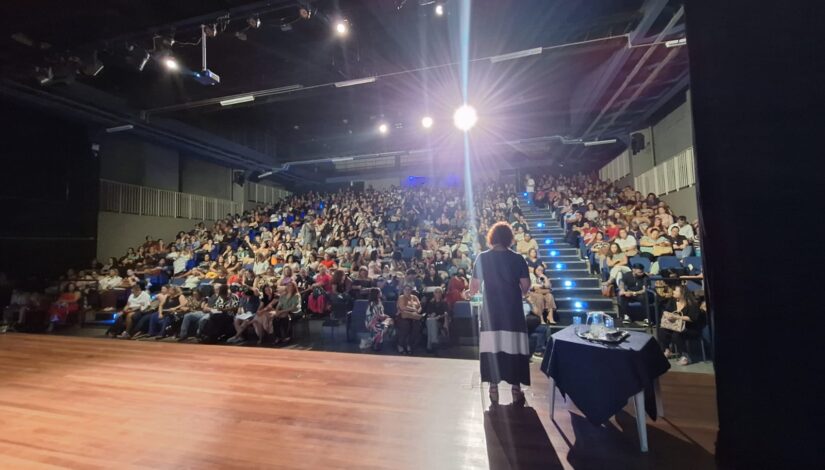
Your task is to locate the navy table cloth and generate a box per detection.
[540,325,670,425]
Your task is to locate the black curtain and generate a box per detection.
[686,1,824,467]
[0,99,99,282]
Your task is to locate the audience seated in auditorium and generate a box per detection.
[6,170,707,360]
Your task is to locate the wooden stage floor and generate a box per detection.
[0,334,718,469]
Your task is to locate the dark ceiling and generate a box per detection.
[0,0,688,182]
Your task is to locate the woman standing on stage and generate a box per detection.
[469,221,532,406]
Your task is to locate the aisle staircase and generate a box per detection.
[519,195,617,326]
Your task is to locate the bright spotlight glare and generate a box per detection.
[335,21,348,35]
[435,4,444,16]
[453,104,478,131]
[378,123,389,134]
[163,57,179,71]
[421,116,434,129]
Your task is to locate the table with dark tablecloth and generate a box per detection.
[540,325,670,425]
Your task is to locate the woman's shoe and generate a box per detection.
[397,345,405,354]
[489,387,499,405]
[677,356,690,366]
[512,388,526,407]
[663,348,672,359]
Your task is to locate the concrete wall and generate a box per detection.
[630,127,655,177]
[180,156,232,199]
[97,212,206,260]
[660,186,699,221]
[99,135,180,191]
[652,99,693,164]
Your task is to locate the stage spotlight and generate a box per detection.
[453,104,477,131]
[163,57,179,71]
[421,116,434,129]
[435,4,444,16]
[378,123,389,134]
[335,20,349,36]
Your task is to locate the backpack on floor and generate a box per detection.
[199,313,235,343]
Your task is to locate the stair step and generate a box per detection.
[550,286,602,297]
[555,297,615,310]
[549,277,601,288]
[539,248,579,256]
[543,260,588,271]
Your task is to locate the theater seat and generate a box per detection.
[346,299,370,342]
[451,301,478,345]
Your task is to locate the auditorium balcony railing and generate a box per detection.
[634,147,696,196]
[99,179,240,221]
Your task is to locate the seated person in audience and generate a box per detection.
[364,287,392,351]
[320,252,337,270]
[667,225,692,259]
[396,285,423,354]
[98,269,123,291]
[658,284,705,365]
[516,232,538,257]
[47,283,82,329]
[604,243,630,285]
[618,264,651,323]
[614,228,638,257]
[228,287,262,344]
[178,285,218,341]
[639,227,672,260]
[147,286,188,339]
[587,232,610,275]
[423,287,449,352]
[528,265,557,324]
[446,269,469,309]
[267,282,301,344]
[399,268,423,294]
[676,215,695,240]
[656,205,674,228]
[109,283,151,338]
[525,248,544,271]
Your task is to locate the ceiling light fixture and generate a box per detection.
[435,4,444,16]
[453,105,478,131]
[421,116,434,128]
[335,20,349,36]
[583,139,618,147]
[378,123,389,134]
[334,76,376,88]
[106,124,134,133]
[489,47,543,63]
[219,95,255,106]
[665,38,687,48]
[163,57,179,71]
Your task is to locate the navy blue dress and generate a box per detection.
[473,248,531,386]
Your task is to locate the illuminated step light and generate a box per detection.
[555,263,565,270]
[544,239,554,245]
[564,280,574,288]
[536,222,544,228]
[550,250,558,256]
[523,192,527,197]
[574,301,586,310]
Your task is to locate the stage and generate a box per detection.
[0,334,717,469]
